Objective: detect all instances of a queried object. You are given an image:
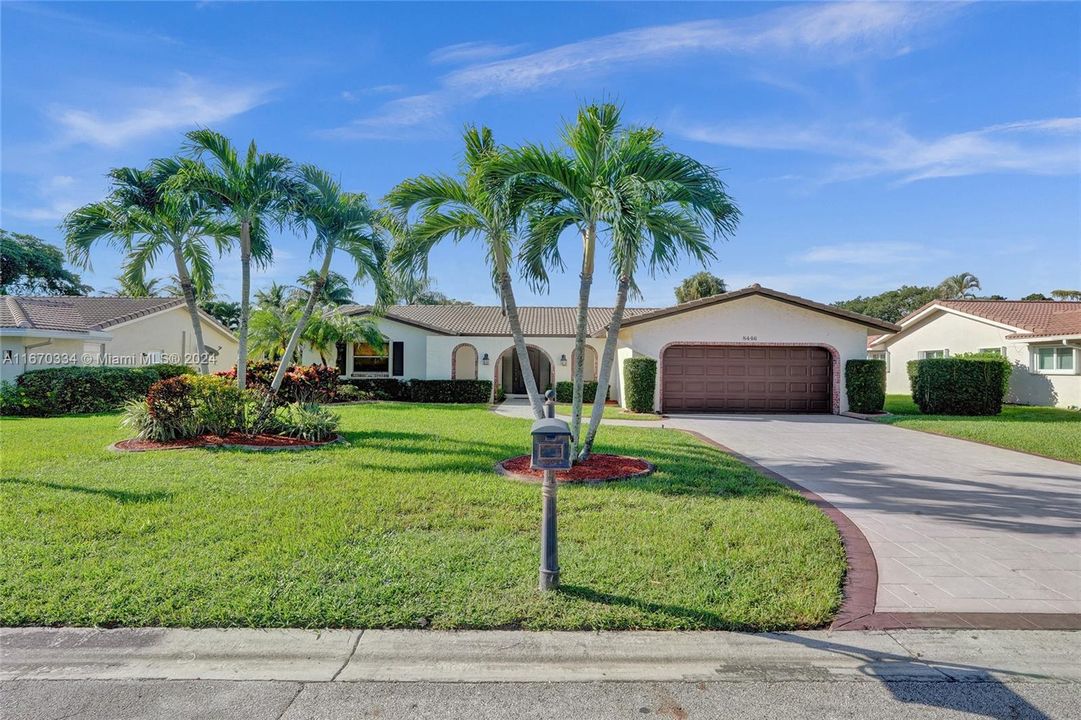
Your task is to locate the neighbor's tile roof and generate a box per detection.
[870,300,1081,346]
[1,296,186,333]
[341,304,661,337]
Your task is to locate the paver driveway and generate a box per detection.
[665,414,1081,614]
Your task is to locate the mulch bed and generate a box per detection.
[112,433,341,453]
[496,453,654,484]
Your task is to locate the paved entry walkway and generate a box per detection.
[665,414,1081,615]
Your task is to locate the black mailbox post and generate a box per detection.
[530,390,572,590]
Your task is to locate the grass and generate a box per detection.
[879,394,1081,463]
[0,404,843,631]
[556,402,659,422]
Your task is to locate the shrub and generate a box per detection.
[955,351,1012,398]
[276,402,340,442]
[554,380,605,404]
[216,362,338,404]
[907,358,1007,415]
[13,364,194,416]
[188,375,245,437]
[623,358,656,413]
[145,376,197,439]
[120,399,175,442]
[333,384,364,402]
[845,359,886,414]
[339,377,409,400]
[408,379,493,403]
[493,386,506,404]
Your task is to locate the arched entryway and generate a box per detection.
[571,346,599,381]
[451,343,478,380]
[494,345,554,396]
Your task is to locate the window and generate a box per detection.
[977,347,1002,356]
[1035,347,1075,373]
[868,350,888,371]
[919,350,947,359]
[352,342,388,375]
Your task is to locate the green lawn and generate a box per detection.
[0,404,843,631]
[879,394,1081,463]
[556,402,660,421]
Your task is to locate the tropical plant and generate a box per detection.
[936,272,981,300]
[301,305,382,366]
[200,299,241,330]
[248,303,297,362]
[171,129,295,389]
[255,282,292,310]
[1,229,91,296]
[675,271,726,303]
[386,125,545,417]
[63,161,235,373]
[276,402,340,442]
[294,270,354,306]
[833,285,939,324]
[390,272,471,305]
[1051,289,1081,301]
[112,272,167,297]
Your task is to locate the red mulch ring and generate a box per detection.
[112,433,340,452]
[496,453,653,484]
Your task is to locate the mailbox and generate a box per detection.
[530,417,574,471]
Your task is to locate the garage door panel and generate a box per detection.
[663,345,831,413]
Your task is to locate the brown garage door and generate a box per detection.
[662,345,831,413]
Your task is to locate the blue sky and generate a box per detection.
[2,1,1079,308]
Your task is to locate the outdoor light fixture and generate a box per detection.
[559,354,567,366]
[481,353,489,365]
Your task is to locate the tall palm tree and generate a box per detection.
[937,272,981,300]
[248,303,295,362]
[63,161,235,374]
[171,129,294,389]
[578,151,739,459]
[386,126,546,417]
[265,165,390,400]
[294,269,354,306]
[255,281,291,310]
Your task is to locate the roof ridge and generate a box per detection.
[3,296,32,328]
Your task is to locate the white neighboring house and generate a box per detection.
[1,296,238,382]
[303,284,898,414]
[867,300,1081,408]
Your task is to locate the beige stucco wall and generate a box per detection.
[616,295,874,413]
[1,336,88,382]
[101,306,238,371]
[875,310,1080,407]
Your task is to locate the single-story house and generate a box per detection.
[305,284,899,414]
[867,299,1081,408]
[1,296,238,382]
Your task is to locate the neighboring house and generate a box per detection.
[867,300,1081,408]
[1,296,238,382]
[304,284,897,414]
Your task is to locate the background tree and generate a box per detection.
[0,229,91,295]
[387,126,545,417]
[113,273,167,297]
[200,299,241,330]
[390,273,472,305]
[302,307,382,366]
[833,285,939,323]
[674,271,726,303]
[1051,289,1081,301]
[937,272,981,299]
[1021,293,1051,301]
[294,270,354,306]
[63,161,234,374]
[174,129,294,389]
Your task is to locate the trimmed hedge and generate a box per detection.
[623,357,657,413]
[554,380,605,404]
[907,358,1007,416]
[955,351,1012,398]
[4,363,193,416]
[408,379,492,404]
[845,359,886,414]
[339,378,410,401]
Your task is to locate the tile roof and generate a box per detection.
[934,300,1081,335]
[341,304,661,337]
[1,296,187,333]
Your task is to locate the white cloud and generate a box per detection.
[679,116,1081,183]
[50,74,272,148]
[326,2,956,139]
[429,41,524,65]
[796,242,949,266]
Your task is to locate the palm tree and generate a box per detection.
[294,269,354,306]
[63,161,235,374]
[248,303,295,362]
[578,149,739,459]
[302,306,382,366]
[255,281,291,310]
[386,126,546,417]
[265,165,390,401]
[172,129,295,389]
[937,272,981,300]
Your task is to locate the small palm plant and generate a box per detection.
[63,161,236,374]
[937,272,981,300]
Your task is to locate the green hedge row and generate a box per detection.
[339,378,412,401]
[554,380,605,403]
[339,378,492,403]
[2,363,193,416]
[623,357,657,413]
[845,359,886,413]
[907,358,1006,415]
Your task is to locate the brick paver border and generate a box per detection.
[681,429,1081,631]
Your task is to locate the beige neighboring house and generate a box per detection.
[867,300,1081,408]
[304,284,898,414]
[1,296,238,382]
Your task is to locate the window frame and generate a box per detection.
[351,341,390,377]
[918,349,948,360]
[1033,346,1076,374]
[977,347,1003,356]
[867,350,889,372]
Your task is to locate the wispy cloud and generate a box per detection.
[325,2,956,139]
[340,84,406,102]
[679,116,1081,183]
[795,241,949,266]
[429,41,524,65]
[50,74,272,148]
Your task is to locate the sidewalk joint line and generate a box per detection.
[331,630,364,682]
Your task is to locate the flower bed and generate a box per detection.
[112,432,342,452]
[496,453,653,484]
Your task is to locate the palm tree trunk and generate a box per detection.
[578,270,630,461]
[170,238,209,375]
[272,248,332,393]
[236,220,252,391]
[569,223,595,455]
[501,271,544,419]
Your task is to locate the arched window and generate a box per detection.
[572,346,599,381]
